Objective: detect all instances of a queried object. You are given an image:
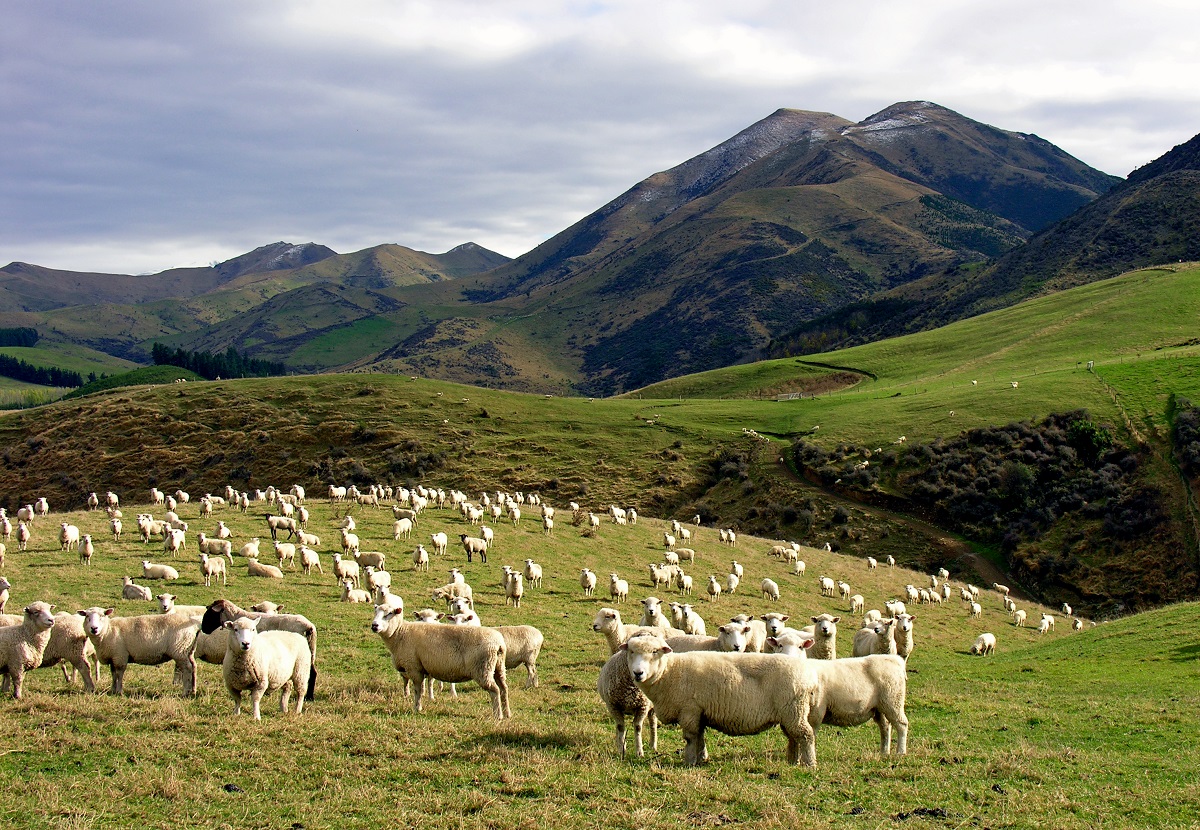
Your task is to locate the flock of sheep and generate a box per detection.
[0,481,1081,765]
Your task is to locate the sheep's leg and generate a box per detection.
[525,661,537,689]
[110,663,126,696]
[279,681,292,714]
[614,713,628,758]
[497,663,510,719]
[73,655,95,693]
[682,723,705,766]
[180,654,197,697]
[648,710,659,752]
[412,671,427,713]
[230,688,243,715]
[10,666,25,700]
[250,684,266,721]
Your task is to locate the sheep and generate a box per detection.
[59,522,81,552]
[969,632,996,656]
[992,582,1010,597]
[248,557,285,580]
[0,610,99,694]
[542,515,554,536]
[495,624,544,689]
[863,609,883,627]
[240,538,262,559]
[648,563,672,591]
[761,578,781,602]
[764,630,816,657]
[1037,616,1051,635]
[866,556,877,570]
[661,622,750,654]
[588,512,601,529]
[354,550,386,571]
[1073,617,1085,631]
[341,579,373,604]
[706,575,722,602]
[339,528,359,554]
[969,602,982,618]
[591,607,645,654]
[598,649,658,758]
[905,584,919,603]
[852,618,898,657]
[609,573,630,603]
[1013,609,1027,627]
[432,581,474,607]
[800,614,840,660]
[662,550,680,567]
[249,601,283,614]
[142,560,179,581]
[221,617,311,720]
[429,532,449,557]
[155,593,207,618]
[374,586,404,613]
[299,545,322,575]
[0,577,8,614]
[215,521,233,540]
[161,528,186,558]
[77,606,201,696]
[638,597,674,632]
[793,559,806,576]
[1003,595,1017,614]
[78,534,95,566]
[730,560,743,579]
[523,559,543,588]
[886,555,896,568]
[818,576,836,597]
[1041,613,1056,631]
[804,653,909,757]
[34,497,49,517]
[727,614,768,653]
[885,599,907,618]
[412,544,430,572]
[677,572,694,595]
[620,633,819,766]
[1062,602,1073,617]
[681,604,706,636]
[15,521,30,552]
[580,568,597,596]
[274,541,297,570]
[392,518,414,541]
[849,594,865,614]
[0,601,57,698]
[197,532,233,562]
[200,599,317,700]
[505,573,524,608]
[459,534,488,563]
[332,553,360,587]
[663,533,676,552]
[370,605,510,719]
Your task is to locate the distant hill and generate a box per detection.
[765,129,1200,357]
[363,101,1120,394]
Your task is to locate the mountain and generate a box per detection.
[214,241,339,280]
[766,129,1200,356]
[362,102,1120,394]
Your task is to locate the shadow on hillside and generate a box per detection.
[476,729,586,751]
[1168,643,1200,662]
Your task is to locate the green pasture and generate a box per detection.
[0,494,1195,829]
[0,344,137,378]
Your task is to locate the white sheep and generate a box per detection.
[240,538,262,559]
[459,534,488,563]
[0,610,99,694]
[800,614,840,660]
[1013,609,1027,627]
[727,615,768,653]
[77,606,201,696]
[341,579,373,604]
[505,573,525,607]
[818,576,836,597]
[0,601,57,699]
[199,600,317,701]
[761,578,781,601]
[495,624,544,689]
[412,544,430,571]
[852,619,897,657]
[730,560,743,579]
[580,568,597,596]
[805,653,909,757]
[432,581,473,607]
[354,550,386,570]
[706,575,722,603]
[430,532,449,556]
[598,649,658,758]
[299,545,322,575]
[121,576,153,601]
[969,602,982,618]
[849,594,865,614]
[163,528,186,558]
[681,604,706,636]
[1062,602,1073,617]
[591,607,645,654]
[332,553,360,587]
[79,534,95,566]
[142,560,179,581]
[1073,618,1084,631]
[273,541,297,569]
[724,572,740,595]
[523,559,543,588]
[609,573,630,604]
[969,632,996,655]
[247,557,285,580]
[866,556,877,570]
[155,593,206,617]
[886,555,895,568]
[793,559,806,576]
[15,521,30,552]
[0,577,8,614]
[221,617,311,720]
[59,522,81,552]
[621,633,819,766]
[992,582,1010,597]
[637,597,674,632]
[370,605,510,719]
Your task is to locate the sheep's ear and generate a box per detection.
[77,610,88,617]
[660,644,673,654]
[222,621,235,630]
[830,616,841,623]
[810,616,820,623]
[779,615,789,622]
[766,637,778,647]
[800,637,815,650]
[907,614,916,621]
[617,642,628,652]
[105,608,115,616]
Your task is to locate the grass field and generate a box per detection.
[0,495,1197,829]
[0,344,138,378]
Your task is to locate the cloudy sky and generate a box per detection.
[3,0,1199,274]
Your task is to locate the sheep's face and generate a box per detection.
[592,609,618,632]
[762,613,790,635]
[25,602,55,629]
[895,615,915,634]
[78,607,112,636]
[225,618,259,651]
[811,615,839,637]
[717,623,750,653]
[622,635,671,684]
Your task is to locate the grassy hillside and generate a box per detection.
[0,344,138,378]
[0,497,1195,829]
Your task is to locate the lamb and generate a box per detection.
[16,521,31,552]
[597,649,658,758]
[1013,609,1027,626]
[495,624,544,689]
[886,555,896,568]
[339,528,359,553]
[800,614,840,660]
[0,609,99,693]
[459,534,489,563]
[200,599,317,700]
[0,601,57,698]
[609,573,629,603]
[77,606,201,696]
[247,557,285,579]
[992,582,1010,597]
[969,602,982,618]
[761,578,781,601]
[542,515,554,535]
[621,633,819,766]
[79,534,95,566]
[893,613,916,660]
[354,550,386,570]
[677,572,694,595]
[793,559,806,576]
[297,530,321,548]
[432,581,474,607]
[866,556,877,570]
[969,632,996,656]
[580,568,597,596]
[240,538,262,559]
[849,594,865,614]
[1040,613,1056,632]
[885,600,907,617]
[1062,602,1073,617]
[142,560,179,581]
[818,576,836,597]
[681,604,706,636]
[1073,617,1085,631]
[706,575,722,602]
[638,597,674,632]
[155,593,207,617]
[341,579,373,604]
[765,630,817,657]
[730,560,743,579]
[393,518,414,541]
[162,528,186,558]
[221,617,311,720]
[197,532,233,562]
[250,601,283,614]
[673,548,696,564]
[430,532,449,557]
[648,563,672,591]
[523,559,543,588]
[121,576,153,601]
[370,605,510,719]
[374,586,404,613]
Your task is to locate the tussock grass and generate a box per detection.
[0,496,1196,829]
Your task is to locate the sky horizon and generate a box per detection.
[4,1,1199,275]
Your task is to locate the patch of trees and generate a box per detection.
[151,343,287,381]
[0,328,39,347]
[0,354,83,387]
[793,411,1158,552]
